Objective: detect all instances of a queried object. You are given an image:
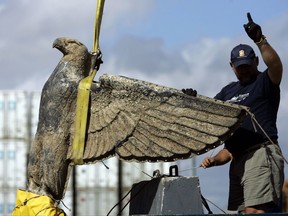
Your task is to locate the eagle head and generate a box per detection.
[53,37,90,62]
[53,37,92,76]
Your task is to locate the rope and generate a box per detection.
[245,107,288,164]
[201,194,213,214]
[106,180,152,216]
[203,197,227,214]
[72,0,105,165]
[130,163,154,178]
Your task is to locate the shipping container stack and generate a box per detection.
[0,91,30,215]
[0,90,180,216]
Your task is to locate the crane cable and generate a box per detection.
[72,0,105,165]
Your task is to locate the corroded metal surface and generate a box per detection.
[27,37,91,200]
[67,74,248,163]
[28,37,248,200]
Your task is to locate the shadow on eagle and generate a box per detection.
[27,37,248,200]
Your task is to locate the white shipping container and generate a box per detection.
[0,192,3,216]
[74,158,173,189]
[0,94,4,140]
[59,190,73,215]
[0,91,29,139]
[30,92,41,138]
[0,140,27,188]
[122,161,173,188]
[0,189,16,216]
[6,92,28,139]
[0,142,3,188]
[75,158,118,189]
[77,190,98,215]
[61,188,126,216]
[97,158,118,188]
[76,164,98,188]
[6,190,15,215]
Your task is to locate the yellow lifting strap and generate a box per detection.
[72,0,105,165]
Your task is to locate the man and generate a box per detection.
[188,13,285,213]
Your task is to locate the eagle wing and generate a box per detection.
[67,74,247,163]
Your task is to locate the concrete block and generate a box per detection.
[129,176,203,215]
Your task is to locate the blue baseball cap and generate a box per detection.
[230,44,256,68]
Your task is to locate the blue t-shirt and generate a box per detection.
[214,70,280,154]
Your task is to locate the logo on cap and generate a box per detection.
[230,44,256,67]
[239,50,245,58]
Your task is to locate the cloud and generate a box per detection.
[0,0,154,90]
[107,35,190,77]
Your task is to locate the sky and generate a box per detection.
[1,0,288,213]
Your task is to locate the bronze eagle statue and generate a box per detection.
[27,37,248,201]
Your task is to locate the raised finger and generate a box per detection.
[247,12,253,22]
